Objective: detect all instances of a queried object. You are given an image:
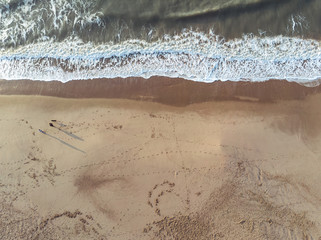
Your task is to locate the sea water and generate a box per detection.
[0,0,320,84]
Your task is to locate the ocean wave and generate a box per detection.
[1,0,316,48]
[0,30,320,84]
[0,0,104,47]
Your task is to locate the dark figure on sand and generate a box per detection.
[38,129,46,134]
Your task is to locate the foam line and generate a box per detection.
[0,31,320,84]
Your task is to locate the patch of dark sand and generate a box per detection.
[1,77,320,106]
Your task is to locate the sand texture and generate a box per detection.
[1,90,321,239]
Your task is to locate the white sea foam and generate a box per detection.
[0,30,320,84]
[0,0,103,47]
[0,0,320,84]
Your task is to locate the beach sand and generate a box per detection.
[1,78,321,239]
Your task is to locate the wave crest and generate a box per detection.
[0,30,320,84]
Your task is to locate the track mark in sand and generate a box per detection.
[59,140,150,174]
[59,148,230,177]
[35,210,83,232]
[151,127,156,138]
[24,158,59,187]
[0,120,60,187]
[29,210,105,239]
[59,149,222,175]
[147,180,176,216]
[170,120,191,211]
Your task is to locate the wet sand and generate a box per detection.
[1,78,321,239]
[1,77,320,106]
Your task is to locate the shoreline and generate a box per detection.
[1,77,321,106]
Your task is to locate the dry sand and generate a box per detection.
[1,79,321,239]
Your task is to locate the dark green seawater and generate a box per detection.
[0,0,320,83]
[91,0,321,41]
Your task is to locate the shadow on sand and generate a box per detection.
[42,132,85,154]
[57,128,84,141]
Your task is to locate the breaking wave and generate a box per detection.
[0,30,320,84]
[0,0,320,84]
